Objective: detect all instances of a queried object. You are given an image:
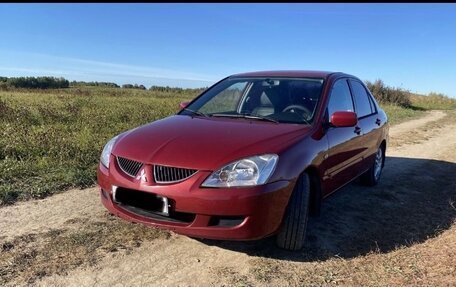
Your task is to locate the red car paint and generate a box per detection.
[97,71,389,241]
[330,111,358,128]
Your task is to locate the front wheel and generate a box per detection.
[360,146,385,186]
[276,173,310,251]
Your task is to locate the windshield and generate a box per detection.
[179,77,325,124]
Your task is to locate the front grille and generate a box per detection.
[154,165,197,183]
[116,156,143,177]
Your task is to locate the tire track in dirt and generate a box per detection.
[388,110,446,138]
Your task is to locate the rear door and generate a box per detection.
[348,79,381,175]
[322,78,363,195]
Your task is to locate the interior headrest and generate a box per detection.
[260,92,273,106]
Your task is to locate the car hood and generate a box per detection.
[112,115,311,170]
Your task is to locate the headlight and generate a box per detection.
[202,154,278,187]
[100,135,119,168]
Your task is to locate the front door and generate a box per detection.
[322,78,363,196]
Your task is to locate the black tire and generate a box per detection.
[360,146,385,186]
[276,173,311,251]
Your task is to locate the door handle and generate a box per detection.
[354,126,362,135]
[375,118,381,126]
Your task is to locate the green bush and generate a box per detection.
[122,84,146,90]
[149,85,207,94]
[365,79,412,107]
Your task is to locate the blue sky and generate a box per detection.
[0,3,455,96]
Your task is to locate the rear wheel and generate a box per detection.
[276,173,310,251]
[360,146,385,186]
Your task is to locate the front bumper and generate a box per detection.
[97,160,295,241]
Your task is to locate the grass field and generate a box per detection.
[411,93,456,110]
[0,87,455,205]
[0,87,196,204]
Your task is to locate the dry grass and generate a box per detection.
[0,214,170,285]
[381,104,425,125]
[411,93,456,110]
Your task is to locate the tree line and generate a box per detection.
[0,76,69,89]
[70,81,120,88]
[0,76,207,93]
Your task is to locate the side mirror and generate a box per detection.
[179,101,190,109]
[330,111,358,127]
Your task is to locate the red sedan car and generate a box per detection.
[97,71,388,250]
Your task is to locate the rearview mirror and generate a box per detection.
[330,111,358,127]
[261,79,280,87]
[179,101,190,109]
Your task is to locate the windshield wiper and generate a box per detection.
[183,108,208,118]
[210,113,279,123]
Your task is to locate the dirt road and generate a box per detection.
[1,110,455,286]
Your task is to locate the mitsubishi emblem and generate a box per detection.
[136,168,148,182]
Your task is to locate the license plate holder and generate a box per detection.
[112,185,171,216]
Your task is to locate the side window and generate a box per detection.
[327,79,354,118]
[367,91,378,113]
[350,80,375,118]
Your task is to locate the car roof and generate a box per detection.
[230,70,346,79]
